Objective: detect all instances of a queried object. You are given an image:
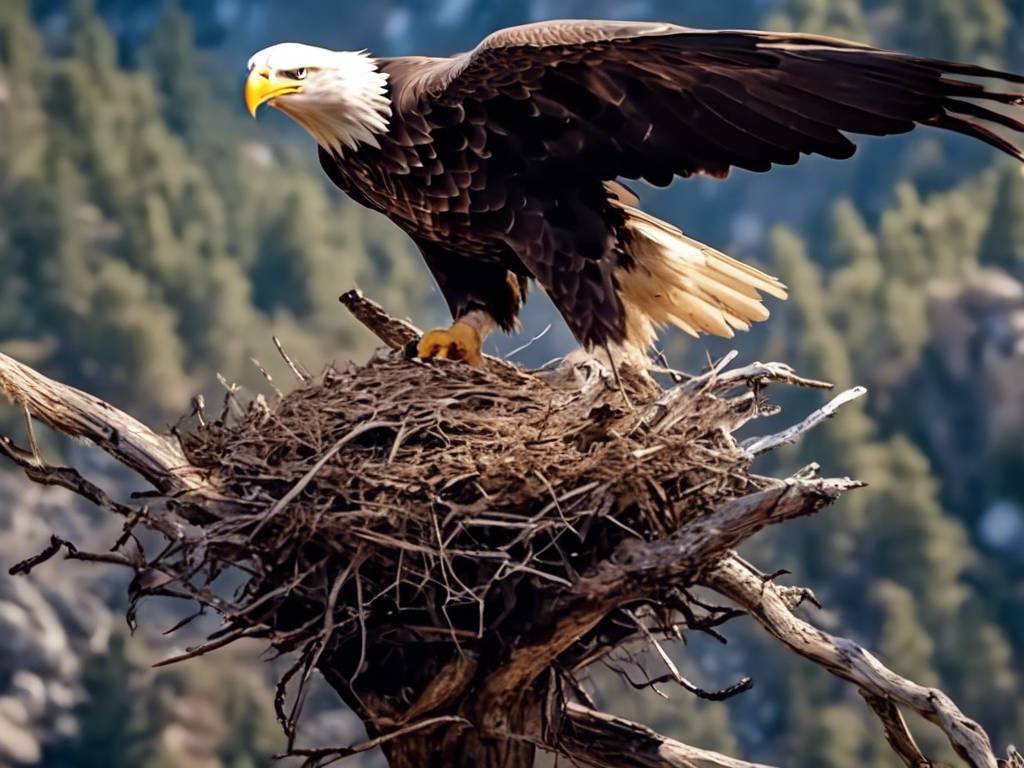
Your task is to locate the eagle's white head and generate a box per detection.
[245,43,391,155]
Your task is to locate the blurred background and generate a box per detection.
[1,0,1022,765]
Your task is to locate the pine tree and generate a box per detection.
[144,1,218,143]
[0,0,47,181]
[790,704,870,768]
[893,0,1010,60]
[980,167,1024,277]
[764,0,869,40]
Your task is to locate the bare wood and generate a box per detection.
[741,386,868,457]
[273,335,312,383]
[339,288,541,374]
[401,654,479,723]
[557,703,778,768]
[0,352,208,494]
[340,289,422,349]
[0,435,139,518]
[286,715,471,767]
[860,690,931,768]
[704,556,1000,768]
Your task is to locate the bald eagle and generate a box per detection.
[245,21,1024,366]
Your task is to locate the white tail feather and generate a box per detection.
[613,201,788,353]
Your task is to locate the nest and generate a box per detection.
[179,355,763,667]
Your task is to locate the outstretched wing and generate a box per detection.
[396,20,1024,185]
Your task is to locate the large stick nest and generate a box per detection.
[180,353,765,661]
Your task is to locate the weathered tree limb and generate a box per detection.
[0,435,138,518]
[704,556,1003,768]
[339,289,421,349]
[0,352,209,495]
[557,703,778,768]
[860,690,931,768]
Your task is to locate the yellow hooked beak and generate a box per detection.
[245,68,303,118]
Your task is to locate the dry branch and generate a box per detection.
[339,289,420,349]
[0,290,1015,768]
[704,556,1010,768]
[558,703,777,768]
[0,352,208,494]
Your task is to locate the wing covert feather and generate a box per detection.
[386,22,1024,183]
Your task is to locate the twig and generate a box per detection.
[624,609,752,702]
[709,362,833,391]
[274,335,312,383]
[152,625,263,668]
[10,535,137,576]
[250,420,398,536]
[504,324,552,359]
[251,356,284,399]
[22,403,42,464]
[0,435,168,530]
[860,690,930,768]
[742,386,868,457]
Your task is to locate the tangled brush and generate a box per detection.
[184,351,759,645]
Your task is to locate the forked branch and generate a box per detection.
[704,556,1010,768]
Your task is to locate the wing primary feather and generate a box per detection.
[943,99,1024,134]
[752,77,915,135]
[911,58,1024,85]
[700,75,856,159]
[926,113,1024,161]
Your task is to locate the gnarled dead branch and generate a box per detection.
[0,290,1015,768]
[704,556,1009,768]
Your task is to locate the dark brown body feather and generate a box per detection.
[318,21,1024,347]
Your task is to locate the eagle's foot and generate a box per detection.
[415,321,483,367]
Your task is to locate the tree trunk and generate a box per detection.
[382,729,534,768]
[321,664,537,768]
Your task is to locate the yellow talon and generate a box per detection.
[416,322,483,367]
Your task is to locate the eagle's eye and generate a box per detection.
[283,68,307,81]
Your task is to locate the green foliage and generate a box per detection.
[869,581,938,685]
[889,0,1011,59]
[765,0,870,40]
[980,167,1024,276]
[0,0,431,420]
[143,1,216,141]
[60,633,156,768]
[52,633,282,768]
[761,115,1023,760]
[790,704,870,768]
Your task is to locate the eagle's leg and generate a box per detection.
[416,310,496,367]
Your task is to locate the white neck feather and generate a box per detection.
[279,51,392,155]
